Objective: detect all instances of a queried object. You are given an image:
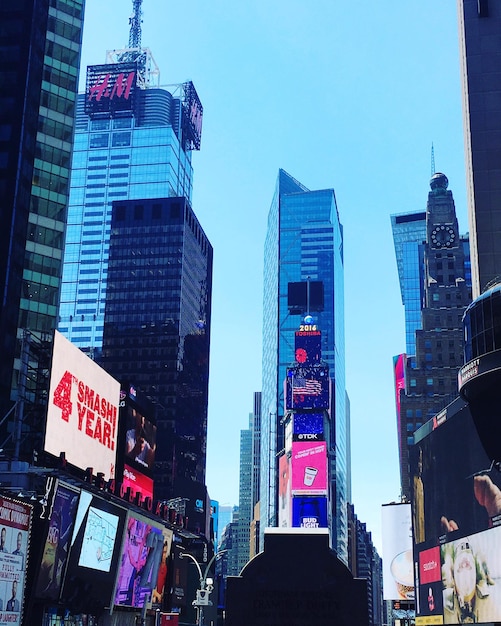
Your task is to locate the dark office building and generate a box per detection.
[395,174,471,499]
[0,1,85,428]
[102,196,212,504]
[458,0,501,297]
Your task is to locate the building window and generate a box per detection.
[426,378,433,386]
[410,379,417,387]
[90,133,109,149]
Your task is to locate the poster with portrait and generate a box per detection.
[0,497,32,625]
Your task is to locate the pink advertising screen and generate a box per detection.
[291,441,328,495]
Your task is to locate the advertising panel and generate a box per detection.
[123,465,154,502]
[61,491,126,613]
[285,365,330,411]
[0,497,32,626]
[278,453,291,527]
[381,503,413,601]
[294,329,322,364]
[291,441,328,495]
[291,496,328,528]
[45,330,120,480]
[393,354,406,459]
[35,482,80,600]
[85,62,137,116]
[292,413,324,441]
[123,402,157,476]
[114,513,173,608]
[412,400,501,624]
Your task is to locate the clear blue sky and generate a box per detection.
[80,1,467,551]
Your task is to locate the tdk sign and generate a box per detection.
[297,433,319,440]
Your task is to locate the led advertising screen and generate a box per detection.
[85,62,137,116]
[61,491,126,613]
[123,464,154,502]
[45,330,120,480]
[292,413,324,441]
[381,503,413,601]
[291,441,328,495]
[114,513,173,608]
[411,399,501,625]
[35,482,80,600]
[285,365,330,411]
[294,329,322,364]
[0,497,32,626]
[291,496,328,528]
[124,402,157,476]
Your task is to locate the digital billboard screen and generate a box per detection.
[294,329,322,364]
[45,330,120,480]
[291,441,328,495]
[35,482,79,600]
[278,453,291,528]
[285,365,329,410]
[381,503,413,601]
[123,403,157,476]
[291,496,328,528]
[293,413,324,441]
[0,497,32,626]
[411,399,501,624]
[114,513,173,608]
[61,491,126,613]
[85,62,137,116]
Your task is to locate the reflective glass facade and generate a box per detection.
[102,196,212,503]
[0,0,84,418]
[59,87,193,351]
[261,169,348,562]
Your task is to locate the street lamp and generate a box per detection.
[180,550,227,626]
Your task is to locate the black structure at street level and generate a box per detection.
[459,280,501,465]
[225,529,369,626]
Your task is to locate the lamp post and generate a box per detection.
[180,550,227,626]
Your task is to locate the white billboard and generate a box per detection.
[45,331,119,480]
[382,502,414,601]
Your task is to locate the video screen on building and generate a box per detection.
[278,453,291,528]
[35,482,80,600]
[61,491,126,613]
[45,331,120,480]
[294,329,322,364]
[291,441,328,495]
[285,365,329,410]
[122,464,154,502]
[85,62,137,116]
[123,402,157,475]
[411,399,501,624]
[0,497,32,626]
[381,503,413,602]
[293,413,324,440]
[292,496,328,528]
[114,513,173,608]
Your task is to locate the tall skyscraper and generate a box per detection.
[102,196,212,506]
[59,7,201,353]
[392,174,471,499]
[261,169,348,562]
[0,1,85,424]
[458,0,501,297]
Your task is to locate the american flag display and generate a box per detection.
[292,377,322,395]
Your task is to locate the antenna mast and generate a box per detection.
[431,143,435,176]
[128,0,142,50]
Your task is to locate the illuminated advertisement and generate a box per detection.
[393,354,406,460]
[291,496,328,528]
[291,441,328,495]
[61,491,126,612]
[123,402,157,475]
[45,330,120,480]
[278,453,291,527]
[35,482,79,600]
[0,497,32,626]
[294,329,322,364]
[293,413,324,441]
[123,464,154,501]
[381,503,413,601]
[181,81,203,151]
[114,513,173,608]
[85,62,137,116]
[285,365,330,410]
[411,399,501,625]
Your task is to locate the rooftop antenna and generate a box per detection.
[431,143,435,176]
[128,0,142,50]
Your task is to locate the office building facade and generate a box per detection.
[393,174,471,498]
[458,0,501,297]
[59,55,200,352]
[261,169,348,562]
[101,196,212,504]
[0,0,85,424]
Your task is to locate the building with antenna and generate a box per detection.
[59,0,203,353]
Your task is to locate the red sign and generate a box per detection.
[419,546,441,584]
[123,464,154,501]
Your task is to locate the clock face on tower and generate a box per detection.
[431,225,456,249]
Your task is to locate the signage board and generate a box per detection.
[291,441,328,495]
[381,503,413,601]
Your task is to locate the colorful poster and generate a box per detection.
[381,503,413,601]
[291,441,328,495]
[35,483,79,599]
[114,514,172,608]
[0,497,32,626]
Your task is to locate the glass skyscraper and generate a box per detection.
[0,0,85,431]
[261,169,348,562]
[59,70,197,352]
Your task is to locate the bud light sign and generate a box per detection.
[292,497,328,529]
